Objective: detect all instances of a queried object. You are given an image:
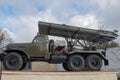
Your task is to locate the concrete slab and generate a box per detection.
[1,71,118,80]
[32,62,57,71]
[0,62,57,71]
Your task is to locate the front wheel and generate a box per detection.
[3,52,24,70]
[19,63,27,70]
[86,54,102,71]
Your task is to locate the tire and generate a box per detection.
[62,63,70,71]
[67,55,85,71]
[19,63,27,70]
[86,54,102,71]
[3,52,24,70]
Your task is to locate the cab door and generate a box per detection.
[30,35,48,57]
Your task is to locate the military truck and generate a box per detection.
[1,21,118,71]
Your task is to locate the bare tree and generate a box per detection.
[0,29,13,52]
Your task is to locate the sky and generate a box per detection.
[0,0,120,43]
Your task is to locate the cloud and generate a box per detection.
[0,0,39,16]
[2,13,100,43]
[1,0,119,28]
[0,0,119,43]
[2,17,38,42]
[2,9,59,42]
[93,0,120,29]
[0,0,71,16]
[69,14,99,29]
[93,0,119,10]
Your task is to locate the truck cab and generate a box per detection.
[3,34,67,70]
[31,34,49,58]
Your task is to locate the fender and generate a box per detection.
[4,49,30,59]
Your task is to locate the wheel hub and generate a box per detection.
[72,58,82,67]
[8,56,19,66]
[90,58,99,66]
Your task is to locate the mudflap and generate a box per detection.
[103,59,109,65]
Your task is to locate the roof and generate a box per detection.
[38,21,118,43]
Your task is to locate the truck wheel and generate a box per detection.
[19,63,27,70]
[62,63,70,71]
[86,54,102,71]
[3,52,23,70]
[67,55,85,71]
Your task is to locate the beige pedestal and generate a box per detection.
[32,62,57,71]
[1,71,117,80]
[0,61,57,71]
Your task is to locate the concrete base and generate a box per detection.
[1,71,118,80]
[32,62,57,71]
[0,61,57,71]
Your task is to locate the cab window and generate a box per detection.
[33,37,45,43]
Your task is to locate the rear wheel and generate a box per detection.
[67,55,85,71]
[86,54,102,71]
[3,52,24,70]
[62,63,70,71]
